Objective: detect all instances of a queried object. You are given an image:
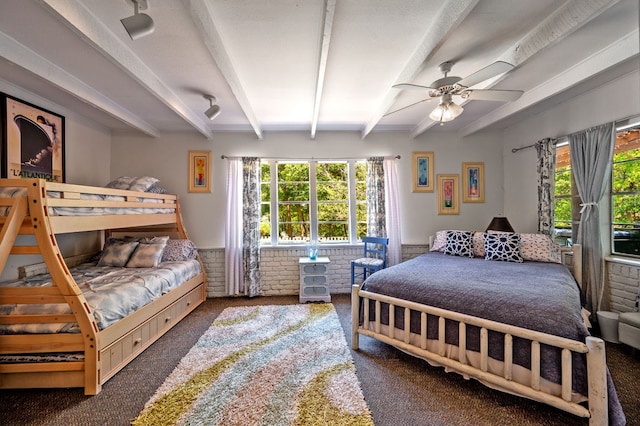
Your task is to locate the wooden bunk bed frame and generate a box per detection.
[0,179,207,395]
[351,245,612,426]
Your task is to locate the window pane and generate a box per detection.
[260,162,271,243]
[316,163,349,241]
[611,128,640,256]
[318,223,348,242]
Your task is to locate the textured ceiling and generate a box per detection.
[0,0,638,140]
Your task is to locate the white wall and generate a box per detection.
[111,129,506,248]
[0,82,112,280]
[502,69,640,233]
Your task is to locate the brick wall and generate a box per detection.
[607,258,640,313]
[199,244,429,298]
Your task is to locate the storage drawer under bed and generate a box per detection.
[100,284,203,381]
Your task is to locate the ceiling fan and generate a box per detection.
[391,61,524,123]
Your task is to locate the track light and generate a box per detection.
[429,93,464,124]
[121,0,155,40]
[204,95,221,120]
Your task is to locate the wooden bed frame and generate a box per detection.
[0,179,207,395]
[351,244,611,426]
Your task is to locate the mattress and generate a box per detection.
[0,259,201,333]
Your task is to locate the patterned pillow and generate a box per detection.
[483,233,523,262]
[430,230,447,251]
[161,239,198,262]
[97,241,139,267]
[126,242,167,268]
[519,233,561,263]
[147,184,168,194]
[472,231,485,257]
[444,230,474,257]
[105,176,160,192]
[105,176,137,190]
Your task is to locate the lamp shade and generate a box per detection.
[485,216,514,232]
[121,13,155,40]
[429,94,463,123]
[205,104,221,120]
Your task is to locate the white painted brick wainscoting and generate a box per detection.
[199,244,429,298]
[200,249,640,312]
[607,257,640,314]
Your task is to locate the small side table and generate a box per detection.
[299,257,331,303]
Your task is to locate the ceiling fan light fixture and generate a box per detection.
[429,94,463,124]
[203,95,221,120]
[121,0,155,40]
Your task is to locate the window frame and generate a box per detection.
[261,159,366,246]
[552,122,640,259]
[610,125,640,258]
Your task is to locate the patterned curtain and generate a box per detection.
[535,138,556,235]
[242,157,262,297]
[366,157,385,238]
[569,122,615,314]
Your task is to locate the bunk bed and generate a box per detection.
[351,231,625,426]
[0,179,207,395]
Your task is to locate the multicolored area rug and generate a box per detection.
[133,303,373,426]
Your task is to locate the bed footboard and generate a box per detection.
[351,284,608,425]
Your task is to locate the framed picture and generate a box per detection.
[188,150,212,193]
[1,93,65,182]
[437,174,459,215]
[412,151,434,192]
[462,162,485,203]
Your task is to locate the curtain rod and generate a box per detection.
[511,114,640,154]
[221,154,401,161]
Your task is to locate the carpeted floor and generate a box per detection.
[0,294,638,426]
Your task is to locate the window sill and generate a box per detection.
[605,255,640,267]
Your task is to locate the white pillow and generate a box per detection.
[519,233,561,263]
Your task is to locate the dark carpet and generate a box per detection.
[1,294,638,426]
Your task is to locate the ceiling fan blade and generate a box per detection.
[456,61,514,88]
[392,83,434,91]
[383,98,433,116]
[464,89,523,102]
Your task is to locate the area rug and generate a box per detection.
[132,303,373,426]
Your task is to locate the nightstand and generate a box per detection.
[299,257,331,303]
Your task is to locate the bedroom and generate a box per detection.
[0,0,639,425]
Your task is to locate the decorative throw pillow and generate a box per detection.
[483,233,523,263]
[146,184,168,194]
[519,233,561,263]
[444,230,474,257]
[105,176,137,190]
[472,231,485,257]
[126,241,167,268]
[161,239,198,262]
[105,176,159,192]
[430,230,447,251]
[133,235,170,245]
[128,177,160,192]
[97,241,139,267]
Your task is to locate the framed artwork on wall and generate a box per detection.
[462,162,485,203]
[437,174,459,215]
[188,150,212,193]
[1,93,65,182]
[412,151,434,192]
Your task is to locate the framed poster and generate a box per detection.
[462,162,485,203]
[1,93,65,182]
[412,151,434,192]
[188,150,211,193]
[437,174,459,215]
